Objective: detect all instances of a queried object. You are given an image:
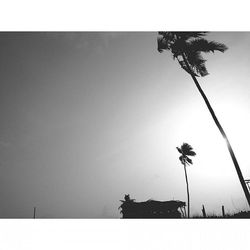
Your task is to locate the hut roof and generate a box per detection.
[119,195,186,218]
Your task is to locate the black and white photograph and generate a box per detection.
[1,1,250,249]
[0,32,250,219]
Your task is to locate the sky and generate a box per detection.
[0,32,250,218]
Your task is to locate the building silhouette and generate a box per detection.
[119,195,186,218]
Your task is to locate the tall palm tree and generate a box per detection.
[158,32,250,207]
[177,143,196,218]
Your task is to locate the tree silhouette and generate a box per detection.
[158,32,250,208]
[177,143,196,218]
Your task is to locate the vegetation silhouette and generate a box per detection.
[177,143,196,218]
[157,32,250,208]
[119,194,186,218]
[193,210,250,218]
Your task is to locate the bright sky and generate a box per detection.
[0,32,250,218]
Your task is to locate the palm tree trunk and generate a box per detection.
[181,53,250,208]
[183,161,190,218]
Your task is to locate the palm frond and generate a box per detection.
[186,156,193,165]
[158,32,175,41]
[181,143,192,152]
[196,63,208,77]
[159,32,207,41]
[179,60,198,76]
[185,51,208,76]
[187,38,228,53]
[176,147,183,154]
[186,150,196,156]
[175,32,208,40]
[157,37,167,52]
[181,143,196,156]
[179,155,184,164]
[193,60,209,77]
[157,32,176,52]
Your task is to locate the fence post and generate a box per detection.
[222,205,225,218]
[33,207,36,219]
[202,205,206,218]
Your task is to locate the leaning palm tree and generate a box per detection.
[158,32,250,207]
[177,143,196,218]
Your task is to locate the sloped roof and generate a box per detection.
[120,199,186,211]
[119,195,186,218]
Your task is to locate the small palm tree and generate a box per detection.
[158,32,250,207]
[177,143,196,218]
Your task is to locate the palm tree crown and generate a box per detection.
[157,32,228,77]
[177,143,196,165]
